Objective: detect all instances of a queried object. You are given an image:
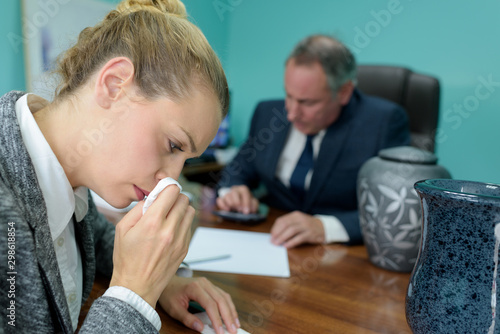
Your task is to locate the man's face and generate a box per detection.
[284,59,349,135]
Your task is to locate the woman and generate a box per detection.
[0,0,239,333]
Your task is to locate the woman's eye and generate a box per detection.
[169,141,183,153]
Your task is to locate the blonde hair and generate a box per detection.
[55,0,229,116]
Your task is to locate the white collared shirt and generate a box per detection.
[275,127,326,190]
[16,94,86,331]
[276,126,349,243]
[219,125,350,243]
[15,94,160,331]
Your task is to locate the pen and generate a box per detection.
[184,254,231,265]
[188,300,205,313]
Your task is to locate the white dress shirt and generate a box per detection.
[220,125,350,243]
[16,94,161,331]
[276,126,349,243]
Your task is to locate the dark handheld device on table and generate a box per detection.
[212,204,269,225]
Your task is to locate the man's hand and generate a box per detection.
[216,185,259,214]
[110,185,193,308]
[270,211,325,248]
[159,276,240,334]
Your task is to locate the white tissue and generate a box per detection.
[194,312,250,334]
[142,177,182,215]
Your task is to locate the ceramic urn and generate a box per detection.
[357,146,451,272]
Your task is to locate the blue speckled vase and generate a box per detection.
[406,179,500,333]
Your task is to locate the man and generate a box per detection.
[216,35,410,247]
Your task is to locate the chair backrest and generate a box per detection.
[356,65,440,152]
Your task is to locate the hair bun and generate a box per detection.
[117,0,187,18]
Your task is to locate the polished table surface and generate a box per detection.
[82,204,412,334]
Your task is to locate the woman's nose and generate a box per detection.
[155,158,185,182]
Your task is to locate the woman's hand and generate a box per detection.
[159,275,240,334]
[110,185,194,308]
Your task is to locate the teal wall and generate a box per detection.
[2,0,499,184]
[0,1,25,93]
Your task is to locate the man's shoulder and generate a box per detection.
[255,99,285,110]
[252,99,286,121]
[354,89,403,114]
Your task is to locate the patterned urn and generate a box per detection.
[357,146,451,272]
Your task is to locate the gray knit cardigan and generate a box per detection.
[0,91,158,333]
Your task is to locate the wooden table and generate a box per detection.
[83,205,412,334]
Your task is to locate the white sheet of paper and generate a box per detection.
[184,227,290,278]
[194,312,251,334]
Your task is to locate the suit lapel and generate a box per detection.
[74,212,96,302]
[26,173,74,333]
[268,117,291,179]
[264,106,300,203]
[304,97,357,212]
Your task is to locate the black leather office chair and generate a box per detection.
[356,65,440,152]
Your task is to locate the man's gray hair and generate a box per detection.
[286,35,357,93]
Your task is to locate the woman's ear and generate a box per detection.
[94,57,135,109]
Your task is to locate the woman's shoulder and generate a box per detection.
[0,90,26,107]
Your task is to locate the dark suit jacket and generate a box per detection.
[218,89,410,244]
